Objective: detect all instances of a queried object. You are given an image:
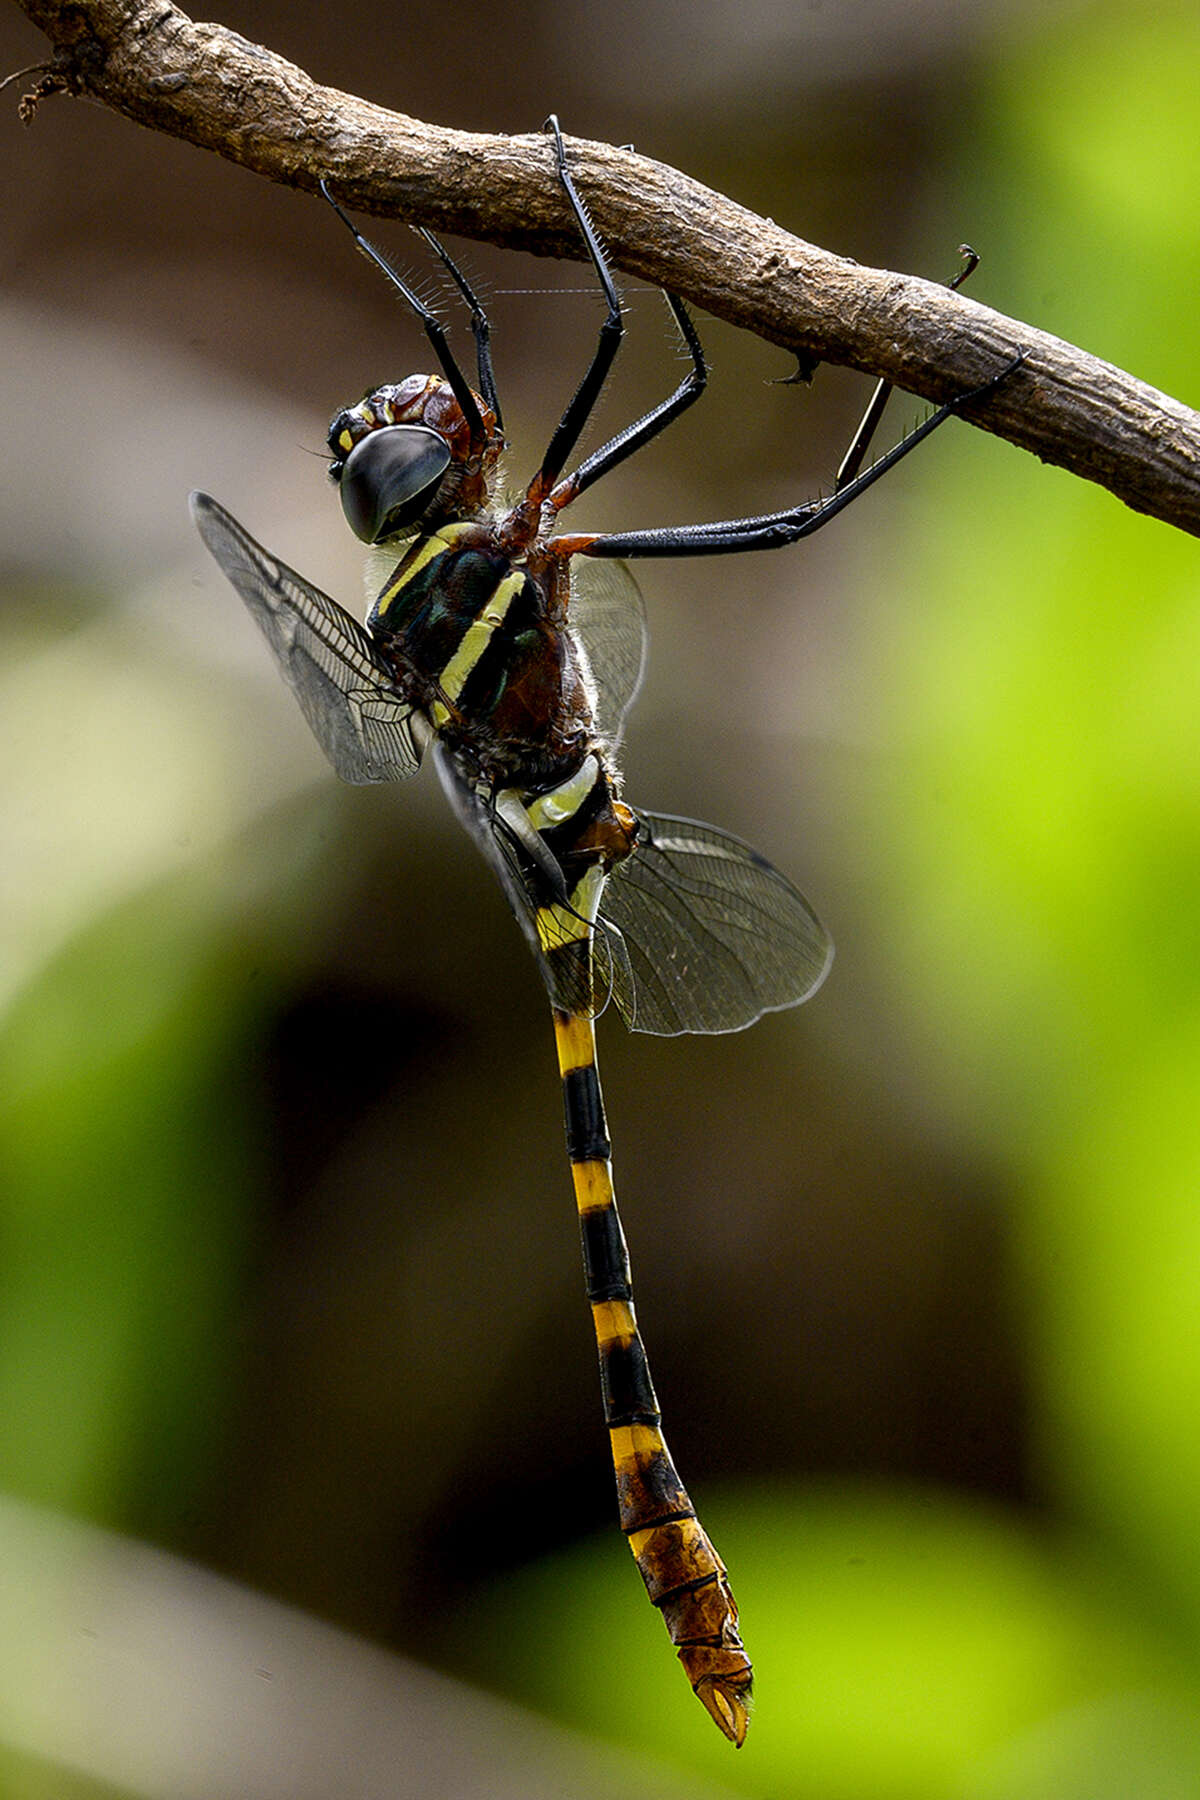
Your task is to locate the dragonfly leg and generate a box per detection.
[547,293,708,514]
[537,121,711,512]
[553,1007,753,1745]
[529,117,627,500]
[318,179,489,451]
[835,243,980,490]
[415,225,504,431]
[551,348,1025,562]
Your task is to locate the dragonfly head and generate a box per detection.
[328,374,504,543]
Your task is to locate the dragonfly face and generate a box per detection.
[192,117,1019,1745]
[328,372,504,538]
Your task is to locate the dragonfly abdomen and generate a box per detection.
[554,1009,753,1746]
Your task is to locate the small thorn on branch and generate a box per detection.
[2,50,85,122]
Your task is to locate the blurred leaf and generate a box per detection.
[855,0,1200,1688]
[0,784,344,1536]
[0,1743,130,1800]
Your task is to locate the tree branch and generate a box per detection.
[10,0,1200,537]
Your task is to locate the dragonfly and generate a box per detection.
[192,118,1020,1745]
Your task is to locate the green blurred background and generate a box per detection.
[2,0,1198,1794]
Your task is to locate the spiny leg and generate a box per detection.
[548,293,708,512]
[553,1007,753,1746]
[317,179,489,450]
[416,225,504,430]
[530,117,627,500]
[550,349,1024,562]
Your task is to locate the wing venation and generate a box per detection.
[568,559,647,748]
[191,491,423,784]
[598,810,833,1034]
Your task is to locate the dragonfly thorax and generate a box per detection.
[368,523,602,793]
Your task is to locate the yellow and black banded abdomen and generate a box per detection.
[554,1010,753,1745]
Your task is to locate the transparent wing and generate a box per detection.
[431,743,632,1021]
[596,811,833,1035]
[569,559,647,746]
[191,491,424,784]
[431,744,551,966]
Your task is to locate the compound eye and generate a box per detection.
[339,425,452,543]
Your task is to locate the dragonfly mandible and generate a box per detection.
[192,117,1020,1745]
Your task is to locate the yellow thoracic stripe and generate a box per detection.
[373,522,479,623]
[438,571,525,703]
[373,534,445,621]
